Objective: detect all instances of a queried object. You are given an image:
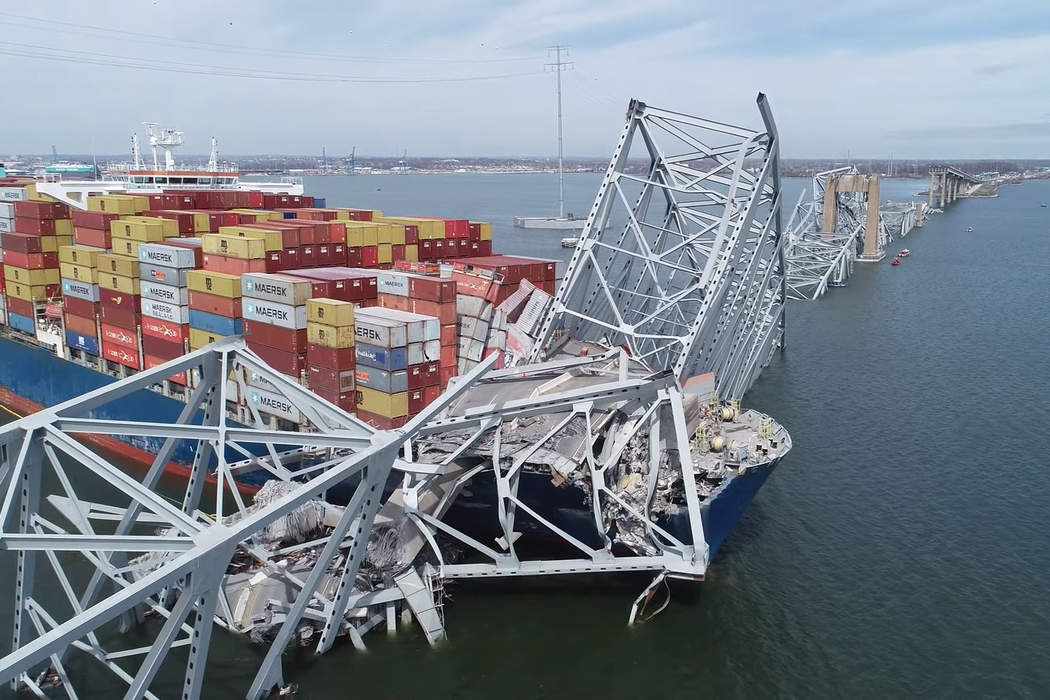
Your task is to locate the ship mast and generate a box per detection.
[547,45,572,219]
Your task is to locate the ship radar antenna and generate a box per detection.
[131,132,142,168]
[144,121,184,171]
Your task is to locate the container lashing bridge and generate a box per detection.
[0,94,789,698]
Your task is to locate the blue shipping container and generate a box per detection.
[354,342,407,371]
[8,312,35,335]
[282,212,297,219]
[314,198,326,208]
[65,331,100,356]
[188,309,243,336]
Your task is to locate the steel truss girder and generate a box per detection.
[529,95,786,400]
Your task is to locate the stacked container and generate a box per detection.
[139,241,201,378]
[240,272,313,380]
[96,251,142,370]
[59,244,103,356]
[305,298,356,412]
[4,200,71,334]
[186,269,243,349]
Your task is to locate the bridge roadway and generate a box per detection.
[928,166,983,209]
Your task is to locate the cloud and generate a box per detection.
[887,122,1050,141]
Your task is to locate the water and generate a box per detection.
[7,174,1050,697]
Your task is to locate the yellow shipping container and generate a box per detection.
[343,222,380,247]
[307,322,355,349]
[306,298,355,327]
[124,215,179,238]
[58,245,101,267]
[189,328,226,351]
[110,218,166,242]
[59,262,98,284]
[86,195,148,215]
[96,253,140,278]
[403,244,419,262]
[229,209,282,222]
[356,387,408,419]
[33,236,61,253]
[55,235,73,249]
[377,243,393,265]
[54,219,73,236]
[187,270,242,298]
[6,281,52,302]
[379,222,407,246]
[5,265,59,286]
[190,212,213,233]
[97,273,139,295]
[474,221,494,241]
[201,234,265,260]
[217,226,283,252]
[378,216,443,240]
[111,238,154,260]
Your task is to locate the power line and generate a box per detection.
[0,11,544,65]
[0,42,548,84]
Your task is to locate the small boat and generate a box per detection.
[898,249,910,257]
[561,237,578,248]
[891,258,901,266]
[1041,202,1047,208]
[967,226,974,232]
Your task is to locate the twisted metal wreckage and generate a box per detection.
[784,166,928,300]
[0,95,792,698]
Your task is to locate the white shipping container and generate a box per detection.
[459,315,490,343]
[354,316,407,348]
[242,273,314,306]
[139,263,190,287]
[376,270,410,296]
[361,307,439,342]
[246,369,281,394]
[0,188,28,202]
[0,293,6,311]
[456,294,487,318]
[0,218,12,233]
[62,278,101,302]
[242,299,308,330]
[138,243,198,269]
[141,298,191,325]
[141,280,188,306]
[457,336,485,362]
[0,202,15,217]
[0,309,6,326]
[353,365,408,394]
[247,387,302,422]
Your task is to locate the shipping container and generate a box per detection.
[140,280,189,306]
[141,334,184,361]
[247,343,307,377]
[242,320,308,353]
[242,299,307,330]
[63,296,96,319]
[356,386,408,419]
[141,317,190,344]
[354,342,408,371]
[58,262,97,284]
[62,279,100,302]
[247,387,302,422]
[354,365,408,394]
[58,245,101,267]
[141,298,191,325]
[306,298,355,327]
[188,309,243,336]
[241,272,314,306]
[306,322,355,349]
[138,242,198,269]
[102,340,142,369]
[307,365,355,393]
[100,323,138,350]
[66,331,100,356]
[187,269,242,298]
[187,290,242,318]
[64,313,97,337]
[306,344,355,370]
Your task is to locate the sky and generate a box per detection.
[1,0,1050,159]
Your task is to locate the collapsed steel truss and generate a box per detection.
[530,96,787,400]
[0,339,720,698]
[0,97,793,698]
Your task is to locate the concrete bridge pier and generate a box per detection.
[929,166,978,209]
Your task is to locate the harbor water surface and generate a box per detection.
[6,173,1050,697]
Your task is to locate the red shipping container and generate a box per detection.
[408,276,456,303]
[73,227,111,249]
[71,211,120,229]
[144,354,188,385]
[411,299,456,325]
[439,366,457,387]
[299,245,317,267]
[423,361,440,386]
[151,210,195,234]
[246,342,307,377]
[14,217,58,236]
[100,305,138,330]
[307,344,355,370]
[163,193,197,209]
[188,290,242,317]
[102,340,142,370]
[327,221,346,244]
[433,239,447,258]
[440,345,456,368]
[146,194,164,210]
[247,222,301,248]
[478,241,493,256]
[468,223,482,241]
[265,250,285,271]
[243,320,309,353]
[64,313,96,337]
[7,297,34,319]
[391,244,405,261]
[279,248,301,269]
[408,388,426,415]
[354,409,406,430]
[142,317,190,343]
[99,289,140,310]
[3,251,57,270]
[13,200,68,219]
[142,334,184,361]
[361,246,378,267]
[440,324,457,346]
[309,384,356,412]
[424,384,441,405]
[306,365,355,393]
[346,246,362,267]
[100,322,138,349]
[201,254,271,275]
[278,269,356,302]
[407,363,426,390]
[64,297,97,319]
[2,232,54,255]
[248,191,264,208]
[419,240,434,260]
[404,226,419,245]
[377,294,410,312]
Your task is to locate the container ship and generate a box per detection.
[0,126,786,560]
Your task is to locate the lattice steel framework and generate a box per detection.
[530,96,787,400]
[0,339,727,698]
